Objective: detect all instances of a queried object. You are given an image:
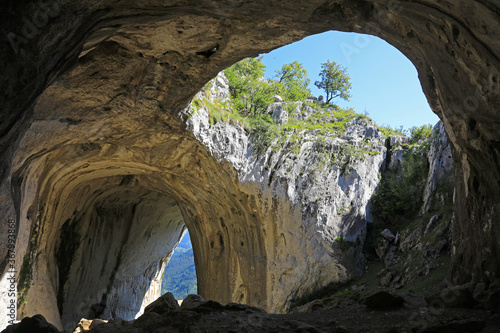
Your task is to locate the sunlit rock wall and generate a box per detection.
[186,74,386,311]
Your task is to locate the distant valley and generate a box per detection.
[161,232,197,300]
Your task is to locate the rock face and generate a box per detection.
[370,122,455,289]
[0,0,499,330]
[421,122,454,214]
[187,81,386,312]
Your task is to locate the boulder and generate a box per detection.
[73,318,92,332]
[380,271,393,287]
[425,284,477,308]
[3,315,60,333]
[89,319,108,330]
[290,299,326,313]
[381,229,396,241]
[144,292,179,315]
[424,214,442,235]
[180,294,207,311]
[421,319,486,333]
[361,291,405,308]
[224,303,267,314]
[268,103,288,124]
[489,289,500,313]
[273,95,283,103]
[400,228,422,252]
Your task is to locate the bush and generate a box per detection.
[225,57,275,115]
[248,114,280,155]
[407,124,433,145]
[376,125,405,138]
[372,146,429,225]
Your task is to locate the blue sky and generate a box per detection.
[259,31,439,130]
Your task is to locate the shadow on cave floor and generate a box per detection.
[9,291,500,333]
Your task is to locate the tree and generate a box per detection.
[225,57,266,98]
[407,124,433,144]
[224,57,274,115]
[273,61,310,102]
[314,60,352,104]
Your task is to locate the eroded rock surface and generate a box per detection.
[186,80,386,312]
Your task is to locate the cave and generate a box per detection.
[9,128,274,330]
[0,0,499,331]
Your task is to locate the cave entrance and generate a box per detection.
[11,129,269,330]
[216,30,455,296]
[160,230,198,301]
[28,173,191,330]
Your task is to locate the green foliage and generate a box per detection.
[245,102,379,159]
[274,61,311,102]
[224,57,275,115]
[329,289,361,300]
[225,57,266,95]
[161,247,197,301]
[203,99,247,126]
[399,255,451,293]
[407,124,433,145]
[376,124,434,143]
[334,235,359,251]
[371,125,436,225]
[17,219,42,308]
[283,106,359,136]
[17,253,33,307]
[314,60,352,104]
[248,113,280,155]
[203,57,381,159]
[376,124,405,138]
[372,145,430,225]
[288,280,352,311]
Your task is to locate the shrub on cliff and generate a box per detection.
[224,57,275,115]
[371,124,433,225]
[273,61,311,102]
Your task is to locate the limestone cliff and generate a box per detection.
[188,73,459,303]
[368,121,455,290]
[185,72,385,311]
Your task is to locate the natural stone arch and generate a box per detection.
[6,25,367,329]
[1,0,499,329]
[11,134,271,330]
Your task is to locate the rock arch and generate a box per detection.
[0,0,499,329]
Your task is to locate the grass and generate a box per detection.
[192,78,386,162]
[282,106,370,137]
[200,99,249,127]
[376,124,405,138]
[288,280,353,311]
[329,289,362,300]
[400,255,451,293]
[356,260,385,292]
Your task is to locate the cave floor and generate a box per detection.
[276,301,500,333]
[76,294,500,333]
